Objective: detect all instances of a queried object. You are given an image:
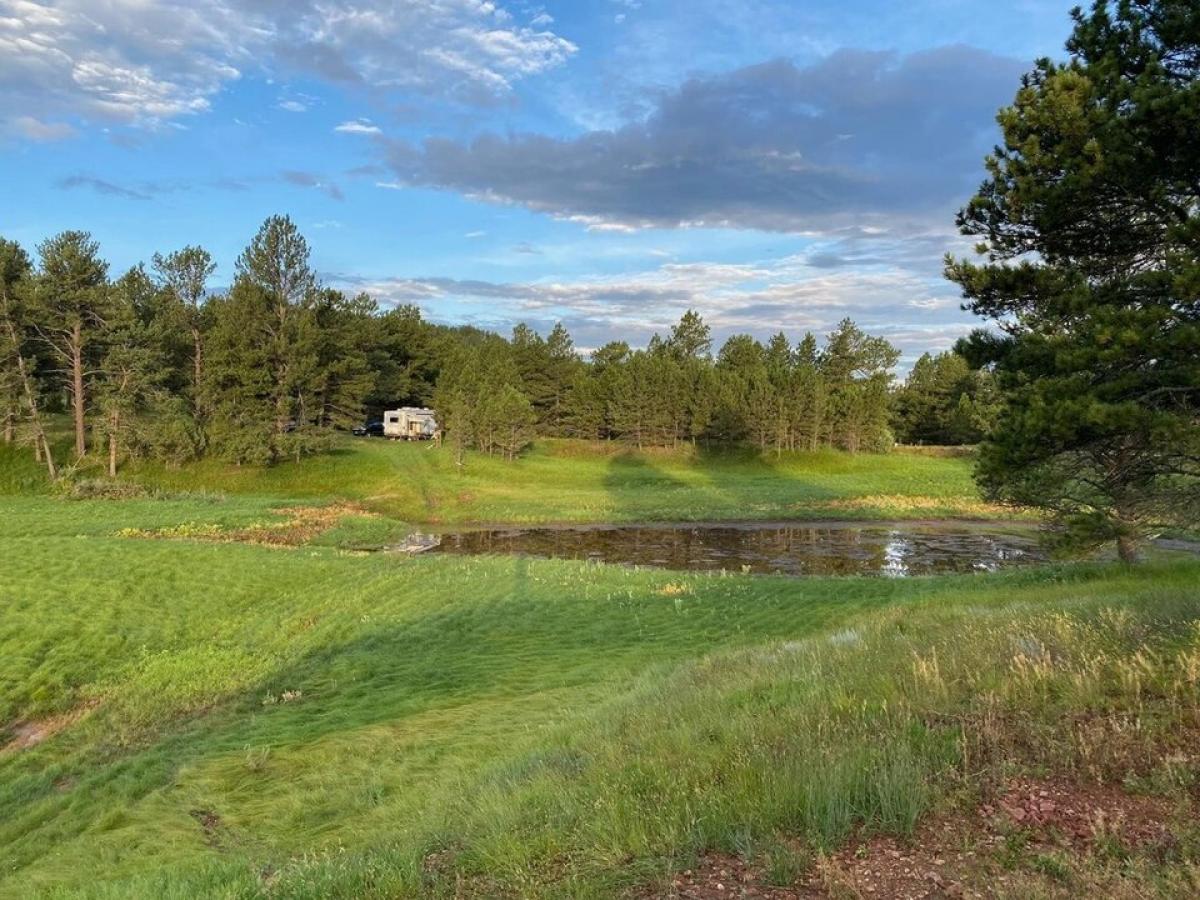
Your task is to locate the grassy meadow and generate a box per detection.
[112,435,994,525]
[2,438,1198,898]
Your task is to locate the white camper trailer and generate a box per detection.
[383,407,439,441]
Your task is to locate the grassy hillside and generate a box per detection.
[110,437,996,525]
[2,495,1197,897]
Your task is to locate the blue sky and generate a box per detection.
[1,0,1075,363]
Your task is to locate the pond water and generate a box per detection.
[412,522,1048,577]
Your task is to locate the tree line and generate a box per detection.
[434,310,961,461]
[2,214,993,479]
[1,217,447,476]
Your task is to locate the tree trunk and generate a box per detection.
[72,324,86,457]
[191,325,206,451]
[108,420,118,478]
[2,408,12,443]
[1116,533,1140,564]
[191,326,203,391]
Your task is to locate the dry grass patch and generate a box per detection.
[114,502,376,547]
[822,495,1020,518]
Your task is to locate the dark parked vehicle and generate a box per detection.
[353,421,385,437]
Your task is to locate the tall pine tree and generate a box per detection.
[947,0,1200,560]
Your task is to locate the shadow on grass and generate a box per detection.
[5,552,1186,888]
[601,444,841,523]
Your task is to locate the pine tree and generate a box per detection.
[309,289,376,431]
[562,368,607,440]
[32,231,110,458]
[947,0,1200,560]
[205,216,331,464]
[583,341,633,441]
[367,304,438,410]
[821,319,899,452]
[509,322,581,434]
[511,322,550,417]
[433,336,528,459]
[202,281,278,464]
[543,322,580,433]
[152,245,215,439]
[681,356,716,445]
[714,334,766,443]
[608,350,651,448]
[96,268,168,476]
[489,385,537,460]
[764,332,795,451]
[667,309,712,360]
[893,351,974,445]
[792,332,826,451]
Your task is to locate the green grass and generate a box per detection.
[110,436,997,525]
[1,494,1197,897]
[0,441,53,496]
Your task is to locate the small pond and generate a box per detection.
[411,522,1048,577]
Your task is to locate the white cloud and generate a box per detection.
[334,118,382,135]
[278,99,308,112]
[0,0,576,136]
[0,0,243,129]
[375,180,405,190]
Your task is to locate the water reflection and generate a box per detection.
[423,523,1047,577]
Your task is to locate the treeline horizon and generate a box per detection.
[1,215,998,476]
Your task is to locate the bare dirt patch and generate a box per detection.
[189,807,229,849]
[637,777,1192,899]
[1,699,100,754]
[986,777,1178,854]
[649,852,799,898]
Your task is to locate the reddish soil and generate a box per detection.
[651,853,802,899]
[637,777,1188,899]
[986,777,1179,854]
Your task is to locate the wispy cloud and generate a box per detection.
[57,174,151,200]
[334,119,382,135]
[9,116,77,142]
[281,170,344,200]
